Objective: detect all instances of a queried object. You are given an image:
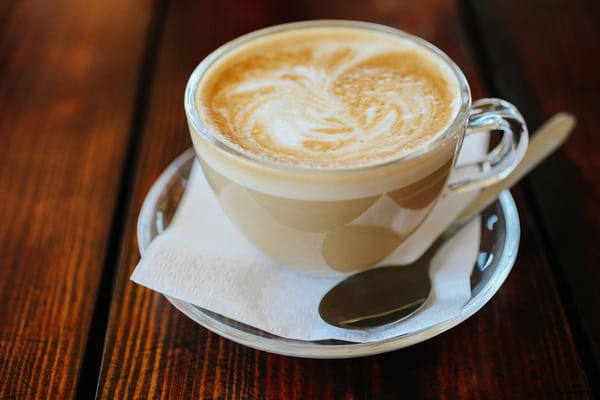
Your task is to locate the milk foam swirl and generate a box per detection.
[198,28,459,167]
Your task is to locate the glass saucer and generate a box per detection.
[137,148,520,358]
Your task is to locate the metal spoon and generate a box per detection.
[319,113,576,329]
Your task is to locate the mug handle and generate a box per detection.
[447,98,529,194]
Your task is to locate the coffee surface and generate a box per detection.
[196,26,460,168]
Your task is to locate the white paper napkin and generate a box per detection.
[131,136,486,343]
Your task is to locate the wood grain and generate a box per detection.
[0,0,153,397]
[96,0,591,398]
[466,0,600,393]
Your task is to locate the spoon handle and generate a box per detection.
[454,112,575,226]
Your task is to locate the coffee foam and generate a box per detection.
[196,27,460,168]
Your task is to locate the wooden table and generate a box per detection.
[1,0,598,398]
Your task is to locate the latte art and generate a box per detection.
[197,27,460,168]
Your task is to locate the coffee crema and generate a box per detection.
[196,26,461,168]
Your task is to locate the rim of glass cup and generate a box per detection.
[184,19,472,173]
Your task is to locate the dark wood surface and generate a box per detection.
[0,0,597,398]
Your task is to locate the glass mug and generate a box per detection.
[184,20,528,276]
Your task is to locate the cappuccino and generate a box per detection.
[186,21,481,275]
[196,26,460,168]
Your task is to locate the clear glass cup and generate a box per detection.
[184,20,528,276]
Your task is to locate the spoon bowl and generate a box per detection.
[319,265,431,329]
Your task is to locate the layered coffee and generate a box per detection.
[196,26,460,168]
[187,23,467,275]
